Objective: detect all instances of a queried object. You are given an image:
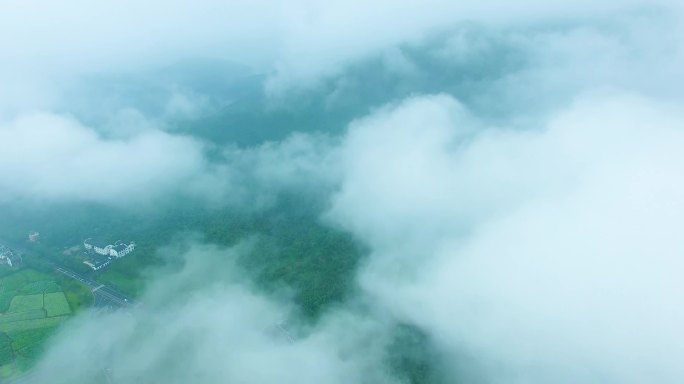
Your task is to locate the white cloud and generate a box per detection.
[327,92,684,383]
[0,113,208,204]
[1,0,680,110]
[4,1,684,382]
[28,242,396,384]
[0,111,339,207]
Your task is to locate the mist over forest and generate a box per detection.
[1,1,684,383]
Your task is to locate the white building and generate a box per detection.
[110,241,135,258]
[0,245,20,267]
[83,257,112,271]
[0,252,10,267]
[84,239,113,256]
[84,239,135,258]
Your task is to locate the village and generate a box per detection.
[1,232,135,272]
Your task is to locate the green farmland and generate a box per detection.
[0,269,82,379]
[8,294,44,313]
[44,293,72,317]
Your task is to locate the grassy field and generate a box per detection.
[19,280,60,295]
[43,293,71,317]
[0,310,46,324]
[0,316,69,333]
[0,268,80,380]
[98,269,144,297]
[0,332,12,366]
[57,277,93,313]
[9,294,43,313]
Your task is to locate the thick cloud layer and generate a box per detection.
[2,0,683,207]
[1,0,677,111]
[0,111,335,207]
[27,242,396,384]
[328,93,684,383]
[0,113,207,204]
[4,0,684,383]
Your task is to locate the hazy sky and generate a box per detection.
[4,0,684,383]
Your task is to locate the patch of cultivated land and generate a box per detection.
[0,316,69,333]
[8,294,43,313]
[43,293,71,317]
[0,269,77,379]
[0,310,46,324]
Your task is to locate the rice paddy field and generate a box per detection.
[0,269,76,379]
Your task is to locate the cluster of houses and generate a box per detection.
[82,239,136,271]
[0,245,22,268]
